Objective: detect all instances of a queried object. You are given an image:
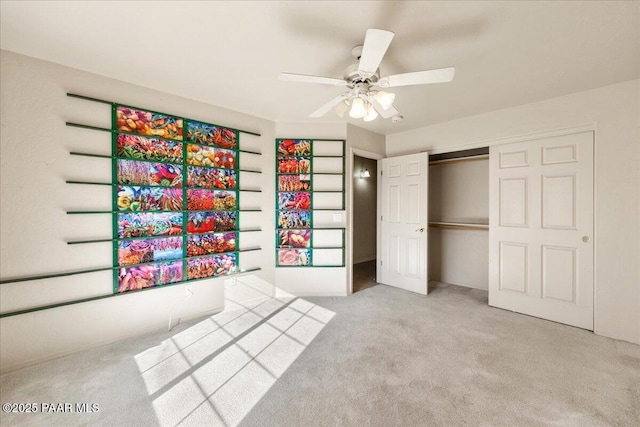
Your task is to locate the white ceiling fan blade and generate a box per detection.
[370,98,400,119]
[358,29,394,76]
[309,94,349,118]
[279,73,348,86]
[378,67,455,88]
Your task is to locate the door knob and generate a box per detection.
[416,227,425,233]
[582,236,591,243]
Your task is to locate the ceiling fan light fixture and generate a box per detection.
[281,28,455,123]
[363,103,379,122]
[333,100,349,118]
[349,97,367,119]
[374,90,395,110]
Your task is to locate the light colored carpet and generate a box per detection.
[1,279,638,427]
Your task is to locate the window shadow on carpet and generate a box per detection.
[134,276,336,426]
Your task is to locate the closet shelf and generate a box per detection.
[429,154,489,166]
[428,221,489,230]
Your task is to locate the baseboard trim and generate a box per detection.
[430,279,488,292]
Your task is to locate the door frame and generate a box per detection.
[347,147,384,295]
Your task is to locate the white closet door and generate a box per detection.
[379,152,429,295]
[489,131,594,329]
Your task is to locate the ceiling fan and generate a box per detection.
[279,29,455,122]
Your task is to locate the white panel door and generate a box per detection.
[379,152,429,294]
[489,131,594,329]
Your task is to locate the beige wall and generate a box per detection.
[274,122,349,296]
[346,123,386,154]
[429,159,489,224]
[3,47,635,375]
[353,155,377,264]
[0,50,275,372]
[387,79,640,345]
[428,228,488,290]
[272,123,386,295]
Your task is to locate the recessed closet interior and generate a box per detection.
[428,148,490,290]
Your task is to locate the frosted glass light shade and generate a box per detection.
[360,169,371,178]
[349,98,366,118]
[374,91,395,110]
[363,104,378,122]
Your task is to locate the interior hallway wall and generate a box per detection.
[0,50,275,373]
[346,124,386,292]
[353,155,378,264]
[386,79,640,345]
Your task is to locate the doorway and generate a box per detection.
[352,154,378,293]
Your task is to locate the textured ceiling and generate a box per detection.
[1,1,638,135]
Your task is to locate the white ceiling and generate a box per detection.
[1,1,638,135]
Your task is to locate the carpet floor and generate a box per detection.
[1,279,638,427]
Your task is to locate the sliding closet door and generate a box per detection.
[379,152,429,295]
[489,131,594,329]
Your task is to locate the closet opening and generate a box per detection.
[428,147,490,293]
[352,154,378,293]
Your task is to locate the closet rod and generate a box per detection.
[428,222,488,231]
[429,155,489,166]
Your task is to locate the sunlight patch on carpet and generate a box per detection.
[133,276,335,426]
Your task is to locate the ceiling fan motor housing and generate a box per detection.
[344,62,380,86]
[351,45,364,60]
